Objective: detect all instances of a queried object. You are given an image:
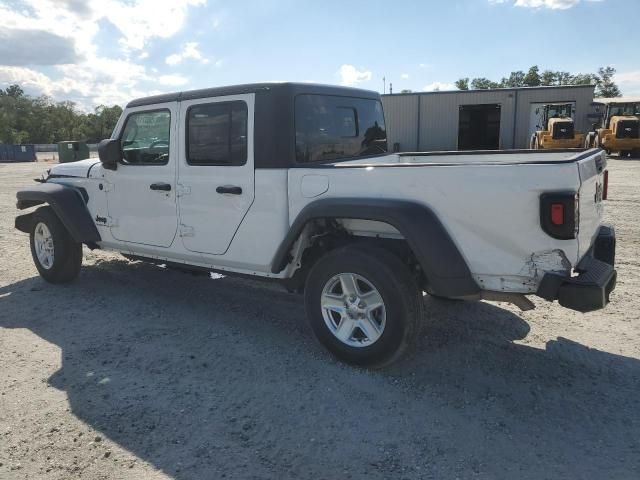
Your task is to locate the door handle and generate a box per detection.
[216,185,242,195]
[150,182,172,191]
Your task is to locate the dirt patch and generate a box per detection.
[1,159,639,479]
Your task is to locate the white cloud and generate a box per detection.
[338,64,372,86]
[97,0,207,51]
[165,42,209,66]
[400,73,409,79]
[159,74,190,87]
[423,82,455,92]
[614,71,640,96]
[490,0,604,9]
[0,0,207,109]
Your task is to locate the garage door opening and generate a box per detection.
[458,104,501,150]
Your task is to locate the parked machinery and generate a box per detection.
[530,103,585,150]
[585,98,640,158]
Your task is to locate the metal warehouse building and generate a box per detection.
[381,84,597,152]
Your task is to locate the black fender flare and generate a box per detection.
[271,198,480,297]
[15,182,101,243]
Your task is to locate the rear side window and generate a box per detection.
[120,110,171,165]
[295,95,387,163]
[187,101,248,166]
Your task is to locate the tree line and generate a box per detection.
[0,85,123,145]
[454,65,621,97]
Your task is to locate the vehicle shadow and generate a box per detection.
[1,258,638,479]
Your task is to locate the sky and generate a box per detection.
[0,0,638,110]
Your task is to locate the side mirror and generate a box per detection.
[98,138,121,170]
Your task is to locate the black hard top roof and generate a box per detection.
[126,82,381,108]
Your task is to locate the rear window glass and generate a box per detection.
[295,95,387,163]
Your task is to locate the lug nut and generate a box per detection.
[359,302,366,308]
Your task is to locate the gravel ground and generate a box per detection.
[0,159,639,480]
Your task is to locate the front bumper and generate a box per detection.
[536,225,616,313]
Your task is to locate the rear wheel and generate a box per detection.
[584,134,594,149]
[304,246,423,368]
[29,207,82,283]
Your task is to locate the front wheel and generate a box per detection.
[29,207,82,283]
[304,245,423,368]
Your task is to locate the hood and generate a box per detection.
[49,158,100,178]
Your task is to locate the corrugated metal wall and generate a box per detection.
[382,85,595,151]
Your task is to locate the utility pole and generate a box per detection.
[390,82,393,94]
[383,76,386,94]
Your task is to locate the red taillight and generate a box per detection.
[603,170,609,200]
[551,203,565,225]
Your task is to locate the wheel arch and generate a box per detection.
[272,198,480,297]
[15,182,101,244]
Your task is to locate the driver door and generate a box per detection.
[104,103,179,248]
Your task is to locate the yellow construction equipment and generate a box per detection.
[585,97,640,158]
[530,103,585,149]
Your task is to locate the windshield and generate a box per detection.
[547,104,573,119]
[608,103,640,117]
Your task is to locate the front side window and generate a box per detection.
[295,95,387,163]
[187,101,248,166]
[120,110,171,165]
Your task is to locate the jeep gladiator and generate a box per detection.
[15,83,617,367]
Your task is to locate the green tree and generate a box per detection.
[595,66,621,98]
[540,70,557,86]
[523,66,541,87]
[0,84,123,144]
[1,84,24,98]
[500,71,525,88]
[470,77,500,90]
[455,78,469,90]
[570,73,598,86]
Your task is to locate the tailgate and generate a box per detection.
[577,150,608,260]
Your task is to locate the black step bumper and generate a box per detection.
[536,225,617,313]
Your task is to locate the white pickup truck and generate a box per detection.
[15,83,616,367]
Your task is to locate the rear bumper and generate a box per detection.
[536,225,616,313]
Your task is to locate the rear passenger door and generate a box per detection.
[177,94,255,255]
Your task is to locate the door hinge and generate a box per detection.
[179,224,194,237]
[176,183,191,197]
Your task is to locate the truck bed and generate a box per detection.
[289,148,607,294]
[332,148,596,167]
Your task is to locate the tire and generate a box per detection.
[29,206,82,283]
[584,134,593,149]
[593,134,600,149]
[304,245,423,368]
[533,137,541,150]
